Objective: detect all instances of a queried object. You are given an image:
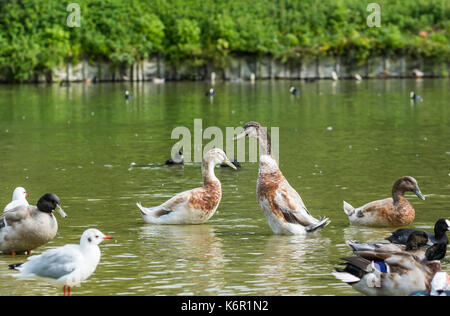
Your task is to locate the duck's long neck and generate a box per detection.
[257,127,273,158]
[202,159,220,187]
[392,182,406,204]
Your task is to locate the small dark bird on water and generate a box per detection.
[125,90,132,100]
[165,151,184,165]
[410,91,423,101]
[220,159,241,169]
[205,88,216,97]
[289,86,300,96]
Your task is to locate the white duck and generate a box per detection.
[234,121,329,235]
[4,187,29,213]
[0,193,67,255]
[137,148,236,224]
[9,228,113,296]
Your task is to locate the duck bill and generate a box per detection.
[233,131,247,141]
[103,235,114,240]
[224,159,237,170]
[56,205,68,218]
[413,187,425,200]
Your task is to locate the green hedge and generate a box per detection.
[0,0,449,82]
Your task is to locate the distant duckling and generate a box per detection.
[165,151,184,165]
[410,91,423,101]
[205,88,216,97]
[289,86,300,96]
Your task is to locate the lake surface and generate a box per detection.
[0,79,448,296]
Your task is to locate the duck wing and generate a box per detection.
[273,179,330,230]
[0,205,34,229]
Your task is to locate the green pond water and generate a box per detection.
[0,79,448,296]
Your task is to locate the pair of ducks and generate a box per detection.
[138,121,428,235]
[137,121,330,233]
[1,189,112,296]
[333,219,450,296]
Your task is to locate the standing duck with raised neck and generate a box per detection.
[137,148,236,224]
[235,121,330,235]
[343,176,425,227]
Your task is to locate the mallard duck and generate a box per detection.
[346,230,429,257]
[165,151,184,165]
[343,176,425,227]
[332,239,443,296]
[137,148,236,224]
[386,219,450,246]
[0,193,67,255]
[234,121,329,235]
[4,187,29,213]
[9,228,113,296]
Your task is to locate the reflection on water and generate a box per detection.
[0,79,448,295]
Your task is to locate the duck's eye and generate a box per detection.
[95,235,99,238]
[88,237,92,242]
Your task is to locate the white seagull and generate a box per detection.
[4,187,29,213]
[9,228,113,296]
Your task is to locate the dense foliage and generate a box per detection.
[0,0,449,81]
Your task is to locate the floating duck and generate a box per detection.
[152,77,165,84]
[410,272,450,296]
[343,176,425,227]
[332,239,443,296]
[331,71,339,81]
[165,151,184,165]
[0,193,67,255]
[354,74,363,81]
[347,230,429,255]
[137,148,236,224]
[205,88,216,97]
[412,69,424,79]
[289,86,300,96]
[410,91,423,101]
[346,231,444,262]
[9,228,113,296]
[386,219,450,246]
[234,121,329,234]
[125,90,132,100]
[4,187,29,213]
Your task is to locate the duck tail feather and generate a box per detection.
[136,202,148,216]
[343,201,355,216]
[307,216,330,233]
[332,270,361,284]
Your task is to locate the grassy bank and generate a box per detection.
[0,0,449,82]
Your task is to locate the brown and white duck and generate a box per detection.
[234,121,329,235]
[343,176,425,227]
[137,148,236,224]
[0,193,67,255]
